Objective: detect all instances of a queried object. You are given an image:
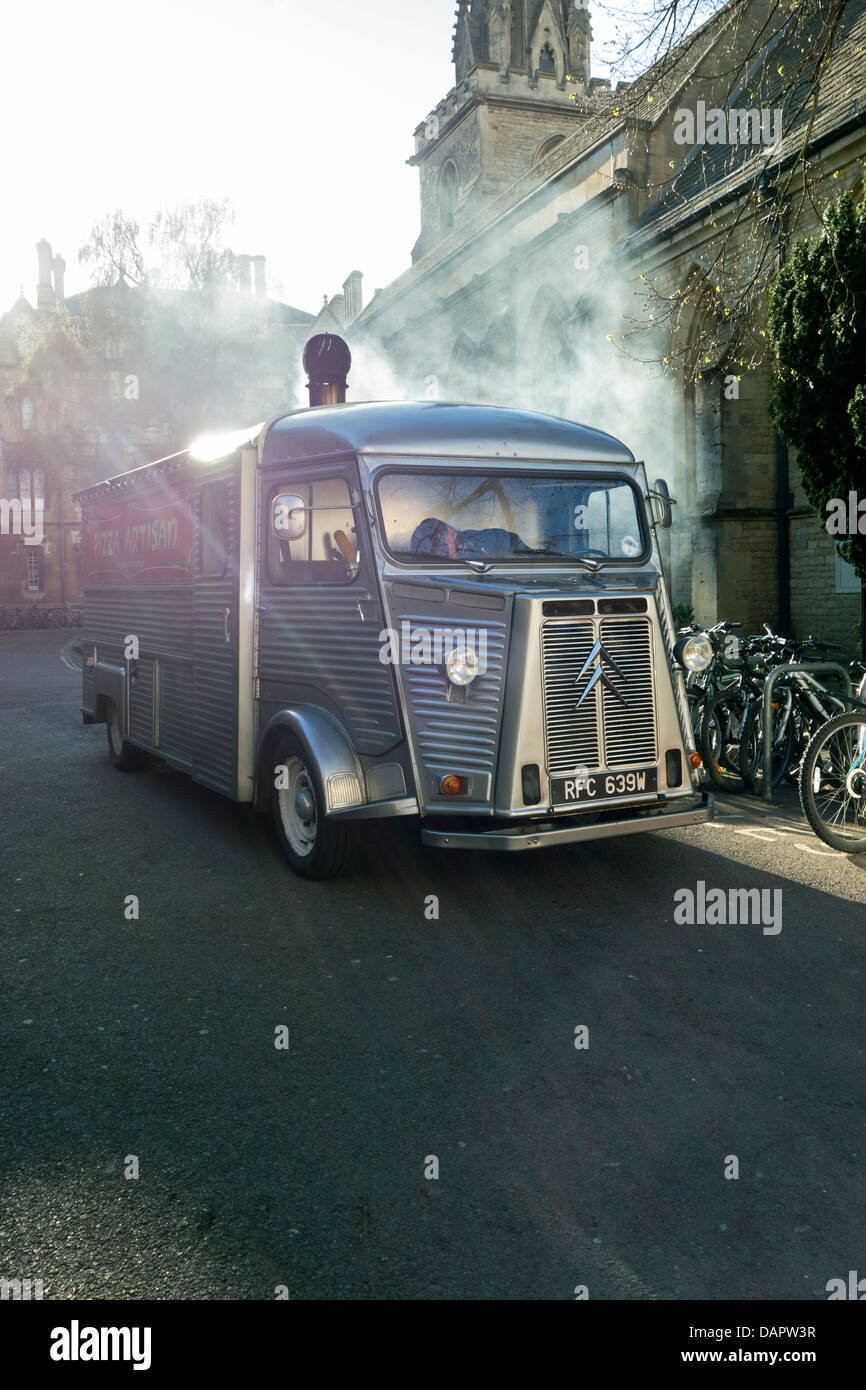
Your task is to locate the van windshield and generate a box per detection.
[376,471,646,564]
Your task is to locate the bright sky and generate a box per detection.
[0,0,621,317]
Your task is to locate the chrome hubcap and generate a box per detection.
[278,757,317,857]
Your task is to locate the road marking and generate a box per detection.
[59,643,82,673]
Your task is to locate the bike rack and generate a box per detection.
[761,662,852,803]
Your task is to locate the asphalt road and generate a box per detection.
[1,629,865,1300]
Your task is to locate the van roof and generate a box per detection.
[261,400,635,465]
[73,400,636,504]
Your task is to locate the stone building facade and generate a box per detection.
[0,246,313,607]
[348,0,866,652]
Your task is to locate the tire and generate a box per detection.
[799,711,866,852]
[270,735,358,879]
[686,689,706,745]
[738,697,794,792]
[699,689,749,792]
[106,700,148,771]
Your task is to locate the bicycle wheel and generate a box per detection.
[799,711,866,852]
[686,688,706,745]
[700,689,750,792]
[738,695,794,792]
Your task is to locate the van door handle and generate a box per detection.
[356,599,379,623]
[224,607,231,642]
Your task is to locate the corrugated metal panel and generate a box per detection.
[192,468,240,796]
[402,613,508,778]
[258,591,402,755]
[159,663,194,765]
[129,658,154,744]
[82,585,193,654]
[82,584,194,755]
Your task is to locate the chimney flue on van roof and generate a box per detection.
[303,333,351,407]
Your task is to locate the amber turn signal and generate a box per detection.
[441,775,468,795]
[689,751,702,769]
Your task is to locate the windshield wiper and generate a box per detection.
[525,549,607,572]
[456,551,608,574]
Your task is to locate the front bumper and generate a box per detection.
[421,790,713,851]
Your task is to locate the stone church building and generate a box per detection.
[348,0,866,650]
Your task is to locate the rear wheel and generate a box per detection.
[106,701,147,771]
[270,736,358,879]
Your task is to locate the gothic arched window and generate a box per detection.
[439,162,459,234]
[539,44,556,74]
[534,306,571,418]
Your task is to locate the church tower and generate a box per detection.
[411,3,598,259]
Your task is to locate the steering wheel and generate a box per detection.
[578,548,609,559]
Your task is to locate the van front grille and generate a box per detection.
[542,617,657,774]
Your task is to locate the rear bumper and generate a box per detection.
[421,790,714,851]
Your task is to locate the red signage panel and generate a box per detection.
[83,479,193,584]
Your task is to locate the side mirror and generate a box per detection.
[650,478,673,529]
[272,494,307,541]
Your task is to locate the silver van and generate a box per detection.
[75,333,712,877]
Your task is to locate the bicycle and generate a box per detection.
[676,620,742,748]
[799,663,866,851]
[698,629,789,792]
[737,636,847,792]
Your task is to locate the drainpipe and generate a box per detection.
[763,171,792,637]
[775,432,791,636]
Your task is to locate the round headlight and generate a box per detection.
[680,634,713,671]
[445,646,480,686]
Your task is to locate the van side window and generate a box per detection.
[200,479,230,577]
[268,477,358,585]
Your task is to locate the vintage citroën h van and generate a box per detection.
[75,334,712,878]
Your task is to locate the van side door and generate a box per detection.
[257,462,401,756]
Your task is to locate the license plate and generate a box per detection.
[549,768,657,804]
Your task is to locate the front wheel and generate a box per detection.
[270,737,358,879]
[699,689,749,792]
[738,696,794,792]
[799,711,866,852]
